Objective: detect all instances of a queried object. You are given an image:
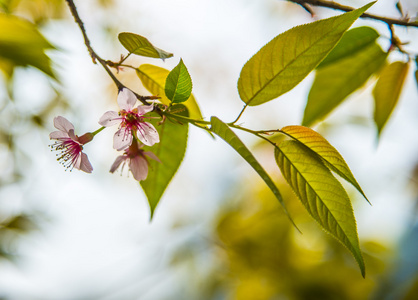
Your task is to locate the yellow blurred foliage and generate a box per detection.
[210,176,392,300]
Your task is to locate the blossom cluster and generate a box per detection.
[49,88,160,181]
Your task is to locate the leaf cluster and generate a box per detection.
[4,0,416,278]
[110,2,415,276]
[304,26,410,137]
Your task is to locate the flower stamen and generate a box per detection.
[49,116,93,173]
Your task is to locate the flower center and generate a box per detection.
[119,109,149,135]
[50,138,83,171]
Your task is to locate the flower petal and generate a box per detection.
[143,151,161,163]
[78,152,93,173]
[113,128,133,151]
[67,129,78,142]
[99,111,120,127]
[49,130,69,140]
[136,104,154,115]
[110,155,126,173]
[137,122,160,146]
[129,155,149,181]
[117,88,137,111]
[53,116,74,133]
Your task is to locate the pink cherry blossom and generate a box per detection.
[49,116,93,173]
[99,88,160,151]
[110,142,160,181]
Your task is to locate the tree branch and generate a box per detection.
[64,0,152,105]
[288,0,418,28]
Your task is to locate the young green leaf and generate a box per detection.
[303,42,387,126]
[210,117,298,230]
[396,1,404,17]
[165,59,193,103]
[136,64,202,120]
[373,61,409,136]
[318,26,379,68]
[280,126,369,203]
[118,32,173,60]
[0,13,55,78]
[140,105,189,218]
[237,2,375,106]
[274,141,365,277]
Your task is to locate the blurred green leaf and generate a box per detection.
[3,215,37,232]
[0,57,14,78]
[237,2,374,106]
[415,57,418,89]
[318,26,379,68]
[373,61,409,136]
[165,59,192,103]
[0,13,55,78]
[141,105,189,218]
[274,140,365,276]
[0,0,12,13]
[303,42,387,126]
[1,0,66,23]
[415,70,418,89]
[281,125,369,203]
[210,117,297,229]
[118,32,173,60]
[0,213,38,260]
[136,64,203,121]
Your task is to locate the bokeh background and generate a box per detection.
[0,0,417,299]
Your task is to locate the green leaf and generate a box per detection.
[415,56,418,89]
[118,32,173,60]
[318,26,379,68]
[281,126,369,203]
[141,105,189,218]
[0,13,55,78]
[210,117,298,229]
[373,61,409,136]
[165,59,193,103]
[303,42,387,126]
[136,64,203,120]
[275,140,365,277]
[237,2,375,106]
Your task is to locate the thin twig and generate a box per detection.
[64,0,96,63]
[288,0,418,28]
[387,23,409,55]
[64,0,151,105]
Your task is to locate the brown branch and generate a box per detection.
[289,0,418,28]
[64,0,151,105]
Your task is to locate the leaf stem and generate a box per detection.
[119,64,137,70]
[163,112,210,125]
[165,111,282,145]
[228,124,279,146]
[119,53,132,65]
[231,104,249,124]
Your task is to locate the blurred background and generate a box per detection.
[0,0,417,299]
